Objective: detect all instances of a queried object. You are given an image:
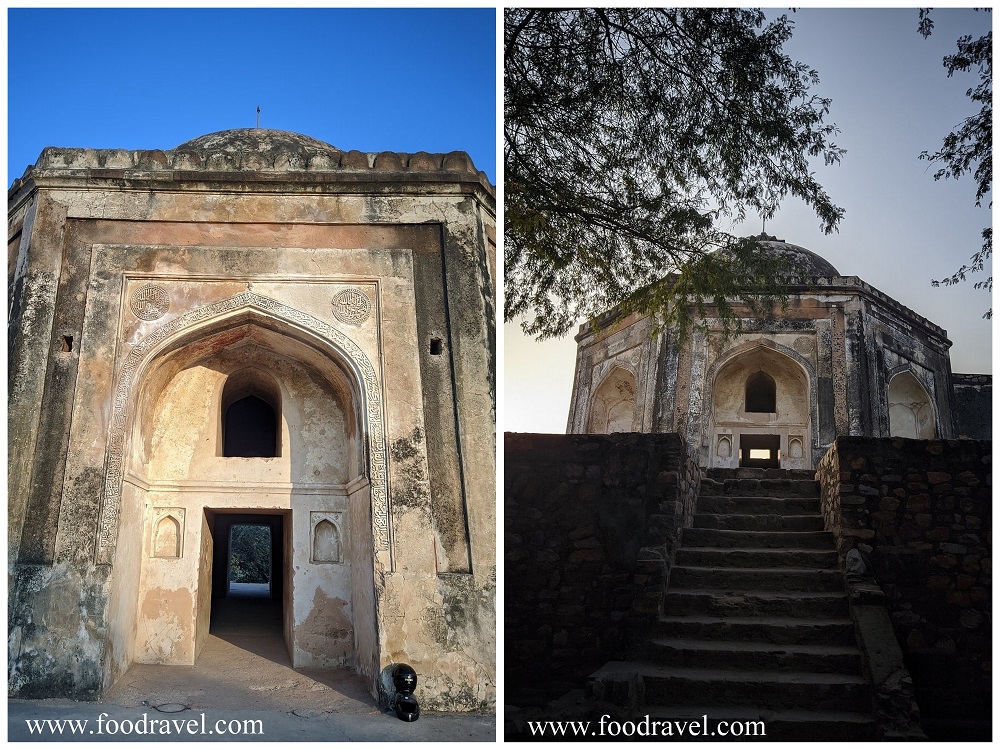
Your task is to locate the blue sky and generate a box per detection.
[7,8,496,184]
[506,8,992,433]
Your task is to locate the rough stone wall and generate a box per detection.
[504,432,700,707]
[951,374,992,440]
[817,436,991,736]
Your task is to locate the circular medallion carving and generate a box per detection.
[332,288,372,325]
[793,336,814,356]
[130,284,170,321]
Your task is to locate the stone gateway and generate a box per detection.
[8,129,496,710]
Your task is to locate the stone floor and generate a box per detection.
[10,595,495,742]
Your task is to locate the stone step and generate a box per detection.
[698,478,820,498]
[647,638,863,674]
[674,547,839,569]
[593,662,871,713]
[705,467,817,481]
[697,495,821,515]
[681,528,835,549]
[694,513,825,532]
[641,706,876,741]
[662,589,849,619]
[670,565,843,591]
[657,615,856,646]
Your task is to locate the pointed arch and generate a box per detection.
[745,371,777,413]
[153,515,181,558]
[96,292,389,568]
[706,341,815,469]
[221,368,282,457]
[312,518,343,564]
[588,366,638,433]
[888,370,936,439]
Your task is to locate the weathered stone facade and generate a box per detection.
[817,436,991,738]
[567,238,990,467]
[8,130,496,710]
[504,432,699,707]
[951,373,992,439]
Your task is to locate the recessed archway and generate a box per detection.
[588,367,638,433]
[101,294,385,691]
[708,345,812,470]
[888,371,936,439]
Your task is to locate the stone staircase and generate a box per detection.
[590,467,876,740]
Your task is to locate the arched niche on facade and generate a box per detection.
[311,513,344,564]
[153,514,182,558]
[709,345,812,470]
[888,371,936,439]
[588,367,638,433]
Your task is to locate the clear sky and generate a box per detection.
[7,8,496,185]
[505,7,993,434]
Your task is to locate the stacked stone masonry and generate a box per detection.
[817,436,991,738]
[504,433,700,707]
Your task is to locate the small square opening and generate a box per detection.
[430,338,443,356]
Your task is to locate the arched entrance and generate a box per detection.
[888,371,936,438]
[708,345,812,470]
[100,293,386,689]
[588,367,638,433]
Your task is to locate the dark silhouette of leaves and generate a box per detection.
[505,8,845,339]
[919,9,992,318]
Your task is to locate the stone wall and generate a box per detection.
[504,432,700,707]
[817,436,991,738]
[951,373,992,440]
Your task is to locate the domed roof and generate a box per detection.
[747,234,840,277]
[175,129,341,158]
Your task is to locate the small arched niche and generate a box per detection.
[153,512,182,558]
[221,368,282,457]
[888,371,935,439]
[588,367,638,433]
[311,513,343,564]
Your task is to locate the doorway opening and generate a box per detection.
[207,511,291,661]
[228,523,272,598]
[739,434,781,469]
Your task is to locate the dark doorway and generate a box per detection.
[207,512,288,659]
[223,396,278,457]
[740,434,781,469]
[745,371,777,413]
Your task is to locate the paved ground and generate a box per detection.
[10,596,494,742]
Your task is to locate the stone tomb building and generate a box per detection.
[8,130,496,710]
[568,237,991,463]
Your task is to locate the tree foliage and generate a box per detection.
[230,524,271,584]
[919,8,992,318]
[505,8,845,339]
